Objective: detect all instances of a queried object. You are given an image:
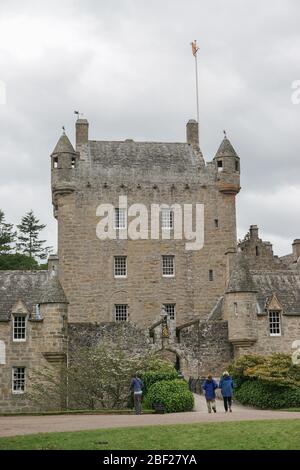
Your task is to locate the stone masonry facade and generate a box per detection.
[0,117,299,412]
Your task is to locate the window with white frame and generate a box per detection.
[114,256,127,277]
[115,304,128,322]
[12,367,26,394]
[161,209,174,230]
[114,208,127,229]
[269,311,281,336]
[13,316,26,342]
[162,256,175,277]
[164,304,176,320]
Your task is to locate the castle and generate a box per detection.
[0,117,299,412]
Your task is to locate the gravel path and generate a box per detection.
[0,396,299,438]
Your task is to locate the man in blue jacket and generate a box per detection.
[130,373,144,415]
[202,374,218,413]
[219,371,234,412]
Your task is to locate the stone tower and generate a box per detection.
[223,249,258,356]
[51,118,241,328]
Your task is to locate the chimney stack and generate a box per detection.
[249,225,259,240]
[76,119,89,150]
[48,254,59,278]
[292,239,300,262]
[186,119,199,146]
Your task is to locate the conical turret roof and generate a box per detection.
[39,276,68,304]
[226,251,257,293]
[52,133,75,155]
[214,137,238,159]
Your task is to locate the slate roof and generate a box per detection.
[39,276,68,304]
[251,271,300,316]
[226,252,257,293]
[214,137,238,159]
[207,296,224,320]
[0,271,68,320]
[52,133,76,155]
[89,141,203,175]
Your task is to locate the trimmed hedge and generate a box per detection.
[141,370,179,394]
[146,379,194,413]
[234,379,300,409]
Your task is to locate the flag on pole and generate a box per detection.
[191,40,199,57]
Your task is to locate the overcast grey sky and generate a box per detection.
[0,0,299,255]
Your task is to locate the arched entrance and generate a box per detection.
[155,347,187,374]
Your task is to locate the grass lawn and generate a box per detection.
[0,420,299,450]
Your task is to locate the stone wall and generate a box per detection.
[68,322,153,356]
[235,314,300,356]
[239,226,285,271]
[178,320,233,377]
[0,303,67,413]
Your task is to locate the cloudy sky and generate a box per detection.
[0,0,299,256]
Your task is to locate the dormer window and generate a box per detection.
[269,311,281,336]
[13,315,27,342]
[217,160,223,172]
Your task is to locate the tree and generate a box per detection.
[0,209,16,253]
[29,342,151,411]
[16,210,52,261]
[0,253,39,270]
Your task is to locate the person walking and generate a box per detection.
[130,373,144,415]
[219,371,234,413]
[202,374,218,413]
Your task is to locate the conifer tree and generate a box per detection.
[16,210,52,260]
[0,209,16,253]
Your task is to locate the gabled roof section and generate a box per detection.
[52,133,75,155]
[227,251,257,293]
[0,271,49,320]
[214,137,238,159]
[11,299,29,315]
[266,293,283,311]
[207,296,224,320]
[39,276,68,304]
[89,140,204,176]
[251,271,300,316]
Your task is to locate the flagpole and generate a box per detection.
[194,50,199,124]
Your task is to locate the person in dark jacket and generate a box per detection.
[219,371,234,412]
[202,374,218,413]
[130,373,144,415]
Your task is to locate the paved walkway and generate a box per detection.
[0,396,299,438]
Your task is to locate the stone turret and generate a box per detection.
[51,132,78,218]
[38,262,68,364]
[223,250,258,354]
[214,136,240,195]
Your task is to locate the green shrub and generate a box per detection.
[146,379,194,413]
[141,370,179,394]
[229,354,300,388]
[234,379,300,409]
